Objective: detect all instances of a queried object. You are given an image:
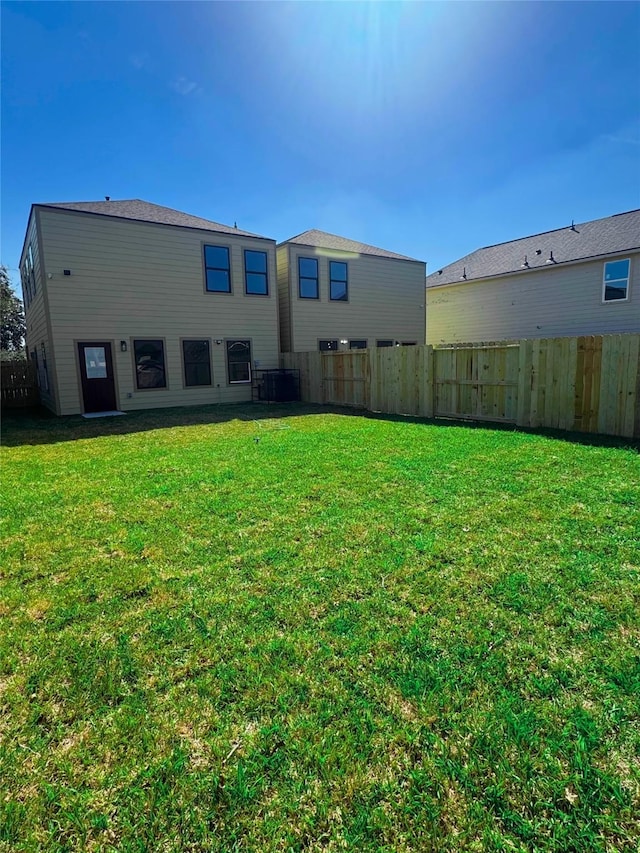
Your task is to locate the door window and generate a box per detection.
[84,346,108,378]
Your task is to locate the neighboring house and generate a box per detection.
[276,229,426,352]
[20,199,279,415]
[426,209,640,345]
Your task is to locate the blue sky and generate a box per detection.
[2,1,639,295]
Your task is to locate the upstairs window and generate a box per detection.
[28,245,36,296]
[134,339,166,389]
[319,340,338,352]
[182,340,212,387]
[244,250,268,295]
[21,263,31,307]
[227,339,252,383]
[204,245,231,293]
[603,259,630,302]
[298,257,319,299]
[21,244,36,307]
[329,261,348,301]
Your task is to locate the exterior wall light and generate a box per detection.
[120,340,127,352]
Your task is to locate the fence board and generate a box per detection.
[626,334,640,439]
[284,334,640,439]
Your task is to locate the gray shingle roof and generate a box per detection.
[281,228,422,262]
[426,209,640,288]
[37,199,271,239]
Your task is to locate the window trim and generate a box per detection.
[180,337,213,389]
[131,337,168,391]
[244,249,269,297]
[298,256,319,300]
[602,258,631,304]
[202,243,232,294]
[349,339,367,349]
[329,260,349,302]
[318,339,339,352]
[225,338,253,385]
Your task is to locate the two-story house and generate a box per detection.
[425,209,640,345]
[276,230,426,352]
[20,199,279,415]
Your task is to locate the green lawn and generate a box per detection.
[1,404,639,852]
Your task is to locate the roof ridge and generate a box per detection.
[37,199,270,240]
[279,227,422,261]
[478,208,640,251]
[280,228,314,243]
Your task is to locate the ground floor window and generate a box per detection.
[319,340,338,352]
[376,340,394,347]
[227,340,252,383]
[349,339,367,349]
[134,339,166,389]
[401,341,417,346]
[182,339,212,387]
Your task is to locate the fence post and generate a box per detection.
[424,345,434,418]
[516,339,529,427]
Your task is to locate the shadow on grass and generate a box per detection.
[0,403,329,448]
[1,402,638,452]
[360,409,640,452]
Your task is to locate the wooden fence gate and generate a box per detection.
[433,343,520,423]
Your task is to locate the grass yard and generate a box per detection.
[1,404,639,852]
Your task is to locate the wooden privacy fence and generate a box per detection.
[282,334,640,439]
[1,361,39,408]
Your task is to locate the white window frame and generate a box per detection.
[602,258,630,304]
[226,339,252,384]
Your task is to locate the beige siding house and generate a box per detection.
[22,199,279,415]
[426,209,640,344]
[277,230,426,352]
